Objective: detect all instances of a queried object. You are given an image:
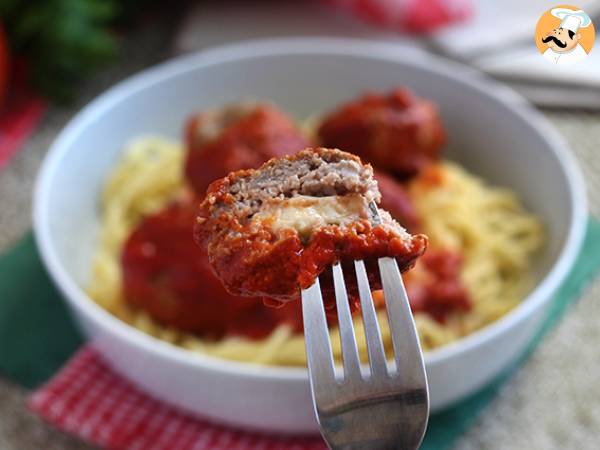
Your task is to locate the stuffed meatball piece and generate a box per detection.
[318,88,445,178]
[195,148,428,306]
[184,103,309,195]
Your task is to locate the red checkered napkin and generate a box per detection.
[325,0,472,33]
[28,346,326,450]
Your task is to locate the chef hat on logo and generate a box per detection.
[551,8,592,33]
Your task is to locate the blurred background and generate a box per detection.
[0,1,599,449]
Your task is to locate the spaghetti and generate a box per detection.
[88,136,543,365]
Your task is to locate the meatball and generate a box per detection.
[318,88,446,178]
[121,200,302,338]
[375,170,420,232]
[184,103,310,195]
[195,148,428,307]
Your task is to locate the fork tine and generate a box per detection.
[332,263,361,381]
[354,260,388,378]
[378,257,427,383]
[301,278,336,385]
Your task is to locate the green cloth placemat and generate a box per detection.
[0,233,83,388]
[0,219,599,449]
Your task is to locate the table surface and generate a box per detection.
[1,22,600,450]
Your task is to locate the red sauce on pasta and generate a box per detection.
[121,201,303,340]
[403,249,471,322]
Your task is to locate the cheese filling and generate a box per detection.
[254,195,369,235]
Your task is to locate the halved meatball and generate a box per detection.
[318,88,446,178]
[184,103,310,195]
[195,148,428,306]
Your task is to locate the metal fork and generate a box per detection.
[301,257,429,450]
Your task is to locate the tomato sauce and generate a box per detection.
[121,201,303,340]
[403,249,471,322]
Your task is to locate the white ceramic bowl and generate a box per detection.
[33,38,587,434]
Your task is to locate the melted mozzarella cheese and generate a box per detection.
[254,195,368,235]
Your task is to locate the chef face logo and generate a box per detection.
[542,27,580,52]
[535,5,595,64]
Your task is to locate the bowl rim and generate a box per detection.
[33,37,588,382]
